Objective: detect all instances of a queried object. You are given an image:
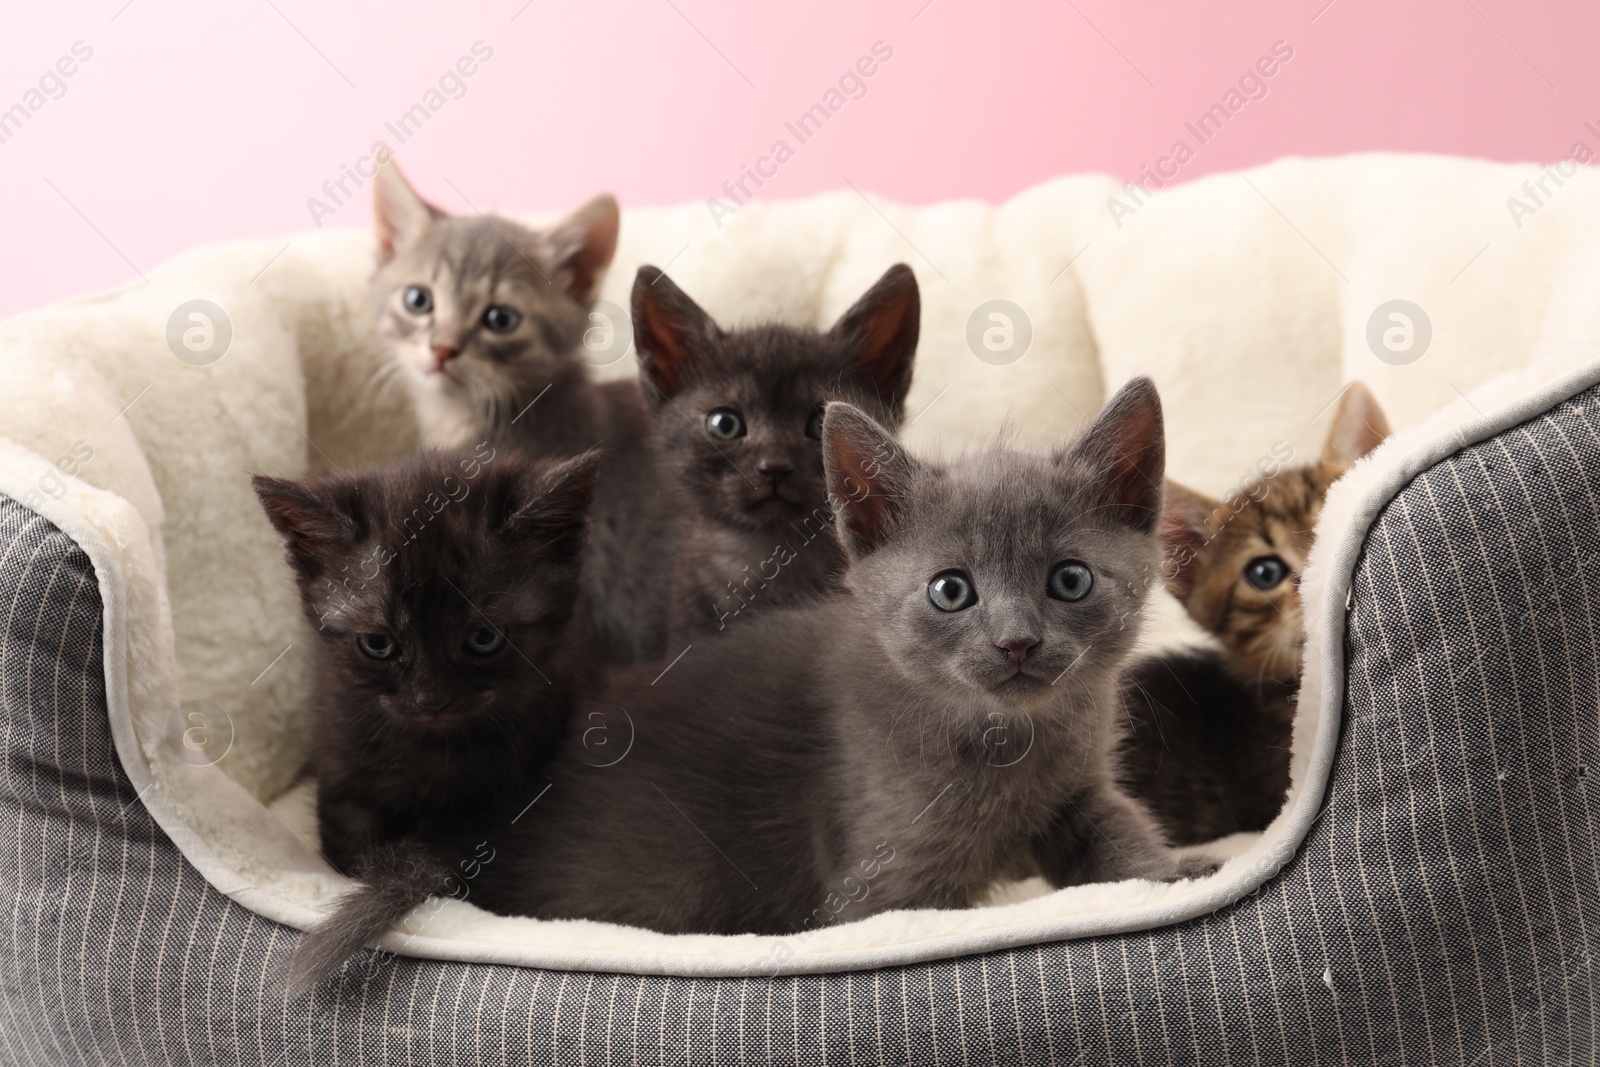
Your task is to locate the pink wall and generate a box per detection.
[1,0,1593,320]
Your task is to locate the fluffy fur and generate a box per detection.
[279,840,449,997]
[631,264,920,636]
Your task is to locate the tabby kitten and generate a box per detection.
[631,263,920,636]
[253,448,598,876]
[1119,381,1391,845]
[371,160,672,663]
[372,159,622,452]
[463,382,1208,937]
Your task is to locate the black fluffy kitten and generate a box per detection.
[1117,649,1296,846]
[631,263,919,637]
[465,382,1207,937]
[254,448,598,990]
[372,160,671,664]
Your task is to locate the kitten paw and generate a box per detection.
[1171,854,1222,881]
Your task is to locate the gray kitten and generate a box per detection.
[371,161,673,662]
[632,264,919,637]
[467,380,1203,935]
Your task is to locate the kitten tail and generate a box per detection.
[283,840,449,998]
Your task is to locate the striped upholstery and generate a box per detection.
[3,385,1599,1064]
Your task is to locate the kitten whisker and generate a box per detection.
[363,357,410,410]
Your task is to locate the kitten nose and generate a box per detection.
[432,345,458,368]
[757,459,793,483]
[997,636,1039,665]
[415,695,455,718]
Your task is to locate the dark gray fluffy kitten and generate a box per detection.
[254,448,598,874]
[254,449,598,993]
[371,160,672,664]
[631,263,919,638]
[468,380,1207,936]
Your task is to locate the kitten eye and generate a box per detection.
[482,305,521,333]
[927,571,978,612]
[1244,555,1289,591]
[1047,561,1094,602]
[705,408,746,441]
[357,633,397,660]
[464,627,506,655]
[402,286,433,314]
[805,408,824,440]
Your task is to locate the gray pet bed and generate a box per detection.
[4,360,1597,1064]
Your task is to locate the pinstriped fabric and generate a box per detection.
[2,386,1599,1065]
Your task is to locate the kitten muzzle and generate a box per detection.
[742,483,808,514]
[389,694,481,730]
[993,666,1049,687]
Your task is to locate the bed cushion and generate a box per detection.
[4,369,1597,1062]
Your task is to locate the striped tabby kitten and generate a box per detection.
[1120,382,1391,845]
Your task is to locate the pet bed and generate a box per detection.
[1,153,1598,1063]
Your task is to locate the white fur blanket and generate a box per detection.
[2,151,1597,975]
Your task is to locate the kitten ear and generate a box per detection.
[828,264,920,416]
[546,194,620,304]
[1160,481,1222,600]
[372,158,441,261]
[822,402,916,556]
[253,475,361,577]
[1061,377,1166,533]
[1321,381,1391,467]
[631,267,719,401]
[502,452,601,555]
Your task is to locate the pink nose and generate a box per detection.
[432,345,458,368]
[997,637,1039,665]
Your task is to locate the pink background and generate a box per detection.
[1,0,1593,320]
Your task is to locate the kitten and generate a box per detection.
[372,160,622,454]
[464,381,1205,937]
[630,263,920,636]
[253,447,597,877]
[371,160,672,663]
[1118,381,1391,845]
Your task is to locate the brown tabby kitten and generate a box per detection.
[371,161,673,664]
[630,264,919,637]
[1119,382,1391,844]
